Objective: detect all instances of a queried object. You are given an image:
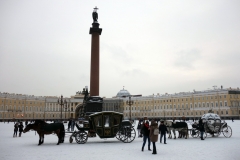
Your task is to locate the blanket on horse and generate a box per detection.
[172,122,187,128]
[41,123,63,132]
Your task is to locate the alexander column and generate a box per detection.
[89,7,102,96]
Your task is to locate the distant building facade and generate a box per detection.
[0,92,84,121]
[0,87,240,121]
[122,88,240,120]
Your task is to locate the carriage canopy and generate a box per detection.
[201,113,221,133]
[89,111,123,138]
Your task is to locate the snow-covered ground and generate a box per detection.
[0,120,239,160]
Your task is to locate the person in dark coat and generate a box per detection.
[13,122,18,137]
[141,121,151,151]
[159,120,168,144]
[199,119,205,140]
[18,122,24,137]
[71,119,75,131]
[137,121,142,137]
[25,120,28,127]
[68,119,72,131]
[150,120,159,154]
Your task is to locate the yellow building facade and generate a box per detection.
[122,88,240,120]
[1,88,239,121]
[0,92,83,121]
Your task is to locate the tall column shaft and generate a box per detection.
[89,22,102,96]
[90,33,100,96]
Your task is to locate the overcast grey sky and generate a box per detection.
[0,0,240,98]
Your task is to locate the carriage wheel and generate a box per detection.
[116,127,127,142]
[122,127,136,143]
[75,131,88,144]
[116,132,120,140]
[191,129,199,138]
[116,131,124,141]
[223,125,232,138]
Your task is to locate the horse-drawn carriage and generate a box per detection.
[191,113,232,138]
[69,111,136,144]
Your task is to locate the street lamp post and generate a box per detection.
[57,95,67,122]
[126,97,134,120]
[64,103,68,120]
[124,94,142,120]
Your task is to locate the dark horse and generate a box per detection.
[23,120,65,145]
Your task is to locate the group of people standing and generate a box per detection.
[68,119,75,131]
[137,119,168,155]
[13,121,24,137]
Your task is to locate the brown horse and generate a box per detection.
[23,120,65,145]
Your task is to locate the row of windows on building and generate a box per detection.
[0,106,75,112]
[130,95,230,105]
[1,100,44,105]
[0,113,68,118]
[124,110,231,117]
[125,101,229,110]
[0,100,78,107]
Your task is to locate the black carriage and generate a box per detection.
[69,111,136,144]
[191,112,232,138]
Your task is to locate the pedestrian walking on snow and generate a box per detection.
[68,119,72,131]
[141,121,151,151]
[18,122,24,137]
[137,121,142,137]
[13,123,18,137]
[150,120,158,154]
[71,119,75,131]
[199,119,205,140]
[159,120,168,144]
